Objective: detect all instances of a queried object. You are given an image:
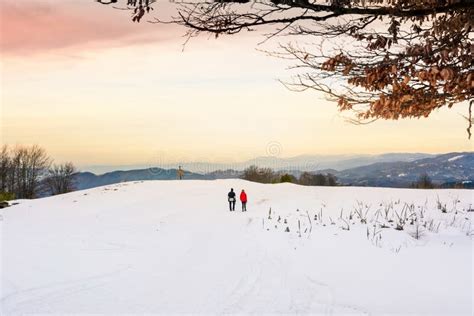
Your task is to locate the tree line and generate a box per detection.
[0,145,76,200]
[410,173,438,189]
[242,165,338,186]
[409,173,471,189]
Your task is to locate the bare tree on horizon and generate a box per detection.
[44,162,77,196]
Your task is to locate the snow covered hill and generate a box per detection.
[336,152,474,187]
[1,180,473,315]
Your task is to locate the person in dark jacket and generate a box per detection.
[240,189,248,212]
[228,188,236,211]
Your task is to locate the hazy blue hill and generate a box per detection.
[74,168,206,190]
[80,153,434,174]
[335,152,473,187]
[329,153,434,171]
[73,152,473,190]
[234,153,434,172]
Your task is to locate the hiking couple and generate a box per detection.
[228,188,247,212]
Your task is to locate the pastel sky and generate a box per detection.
[1,0,472,168]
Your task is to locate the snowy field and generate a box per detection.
[1,179,473,315]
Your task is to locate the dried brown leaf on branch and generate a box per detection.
[98,0,474,137]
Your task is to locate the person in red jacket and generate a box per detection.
[240,189,248,212]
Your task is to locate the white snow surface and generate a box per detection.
[448,155,464,162]
[1,179,473,315]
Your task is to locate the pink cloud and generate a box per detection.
[0,0,177,55]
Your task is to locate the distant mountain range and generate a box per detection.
[335,152,473,187]
[80,152,433,175]
[75,168,206,191]
[74,152,473,190]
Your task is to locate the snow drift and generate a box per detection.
[1,179,472,315]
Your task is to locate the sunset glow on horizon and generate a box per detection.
[1,0,472,168]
